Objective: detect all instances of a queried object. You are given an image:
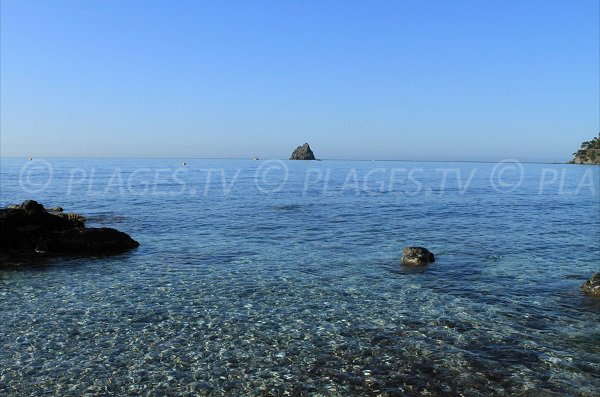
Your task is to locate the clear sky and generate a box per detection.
[1,0,598,161]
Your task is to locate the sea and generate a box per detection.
[0,158,599,396]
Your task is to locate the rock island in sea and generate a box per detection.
[290,143,316,160]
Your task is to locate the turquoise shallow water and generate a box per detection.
[0,158,599,396]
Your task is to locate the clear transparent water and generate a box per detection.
[0,158,599,396]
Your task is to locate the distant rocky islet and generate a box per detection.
[290,143,316,160]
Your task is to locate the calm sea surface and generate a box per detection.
[0,158,599,396]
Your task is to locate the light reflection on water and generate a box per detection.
[0,159,599,396]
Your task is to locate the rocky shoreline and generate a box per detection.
[0,200,139,265]
[570,133,600,165]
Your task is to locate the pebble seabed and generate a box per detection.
[1,253,599,397]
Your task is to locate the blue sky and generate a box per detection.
[1,0,598,161]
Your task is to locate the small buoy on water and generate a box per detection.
[182,162,187,166]
[29,157,33,161]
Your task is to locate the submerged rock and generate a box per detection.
[581,273,600,297]
[401,247,435,266]
[0,200,138,264]
[290,143,316,160]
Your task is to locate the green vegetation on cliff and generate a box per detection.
[570,133,600,164]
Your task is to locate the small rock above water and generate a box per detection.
[581,273,600,297]
[290,143,316,160]
[0,200,139,265]
[401,247,435,266]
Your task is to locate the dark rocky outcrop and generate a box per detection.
[401,247,435,266]
[1,200,139,264]
[290,143,316,160]
[570,133,600,165]
[581,273,600,297]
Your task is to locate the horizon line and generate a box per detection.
[0,155,580,165]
